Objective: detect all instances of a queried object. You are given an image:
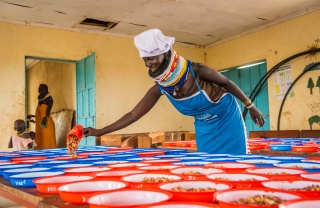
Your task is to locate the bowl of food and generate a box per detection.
[262,180,320,198]
[136,201,220,208]
[137,151,165,157]
[58,180,128,204]
[158,180,232,202]
[2,167,51,180]
[205,163,255,173]
[87,189,172,208]
[169,167,225,180]
[138,165,181,174]
[63,166,111,176]
[108,162,150,169]
[215,188,304,208]
[206,173,269,188]
[93,170,146,181]
[33,175,94,194]
[273,163,320,173]
[236,159,281,167]
[121,173,182,189]
[245,168,306,181]
[142,159,181,166]
[279,199,320,208]
[300,172,320,181]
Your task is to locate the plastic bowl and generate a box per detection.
[206,173,269,188]
[10,156,47,162]
[215,189,303,208]
[58,180,128,204]
[274,163,320,173]
[142,159,181,166]
[108,162,150,169]
[2,167,51,180]
[121,173,182,189]
[9,171,64,187]
[204,163,255,173]
[279,199,320,208]
[33,175,94,194]
[269,144,292,151]
[63,166,111,175]
[245,168,306,180]
[292,145,318,152]
[300,173,320,181]
[34,160,73,168]
[92,160,128,166]
[172,161,213,166]
[265,156,306,163]
[137,151,165,157]
[87,189,172,208]
[136,201,220,208]
[51,164,93,172]
[158,180,232,202]
[261,180,320,198]
[0,164,34,175]
[138,165,181,174]
[170,167,224,180]
[236,159,281,167]
[93,170,146,181]
[107,147,133,151]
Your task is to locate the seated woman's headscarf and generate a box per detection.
[134,29,189,94]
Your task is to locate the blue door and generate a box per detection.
[221,62,270,135]
[76,53,96,146]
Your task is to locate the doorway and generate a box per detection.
[220,62,270,135]
[25,54,96,147]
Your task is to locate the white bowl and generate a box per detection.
[301,173,320,180]
[274,163,320,169]
[159,180,231,191]
[64,166,111,173]
[58,180,127,192]
[245,168,306,175]
[262,180,320,190]
[108,163,150,168]
[87,190,172,207]
[139,165,180,170]
[170,167,224,175]
[279,199,320,208]
[142,201,219,208]
[206,173,269,181]
[34,175,94,184]
[122,173,181,182]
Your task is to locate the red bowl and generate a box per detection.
[11,156,47,162]
[136,201,220,208]
[300,172,320,181]
[158,180,232,202]
[279,198,320,208]
[53,156,87,160]
[292,146,318,152]
[121,173,182,189]
[87,189,172,208]
[58,180,128,204]
[162,142,177,147]
[93,170,146,181]
[33,175,94,194]
[138,165,181,174]
[169,167,225,181]
[206,173,269,188]
[176,141,192,147]
[142,159,181,166]
[215,188,304,208]
[108,162,150,170]
[245,168,306,180]
[205,163,255,173]
[137,151,165,157]
[261,180,320,198]
[63,166,111,176]
[107,147,133,151]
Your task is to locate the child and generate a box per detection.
[8,119,34,151]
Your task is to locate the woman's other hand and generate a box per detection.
[249,106,265,127]
[40,116,48,128]
[82,127,101,137]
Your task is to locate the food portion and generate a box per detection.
[181,171,204,175]
[289,184,320,191]
[67,134,80,158]
[171,186,216,192]
[142,177,176,183]
[234,195,283,206]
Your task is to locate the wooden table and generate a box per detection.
[0,177,88,208]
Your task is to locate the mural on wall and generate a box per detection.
[306,39,320,130]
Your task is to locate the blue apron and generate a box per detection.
[157,61,248,154]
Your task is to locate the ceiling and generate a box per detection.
[1,0,320,47]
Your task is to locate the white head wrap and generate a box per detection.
[134,29,175,57]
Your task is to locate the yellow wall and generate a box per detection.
[0,21,203,151]
[206,10,320,131]
[1,10,319,151]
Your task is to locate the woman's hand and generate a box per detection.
[41,116,48,128]
[249,106,265,127]
[82,127,101,137]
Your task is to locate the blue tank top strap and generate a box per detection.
[188,61,202,91]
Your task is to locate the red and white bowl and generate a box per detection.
[206,173,269,188]
[121,173,182,189]
[245,168,306,180]
[169,167,225,180]
[205,163,255,173]
[138,165,181,174]
[279,199,320,208]
[58,180,128,204]
[87,189,172,208]
[159,180,232,202]
[64,166,111,176]
[93,170,146,181]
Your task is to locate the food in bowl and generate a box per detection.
[142,177,175,183]
[172,186,216,192]
[235,194,283,206]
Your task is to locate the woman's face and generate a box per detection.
[142,53,166,72]
[38,85,47,95]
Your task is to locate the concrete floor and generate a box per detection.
[0,196,25,208]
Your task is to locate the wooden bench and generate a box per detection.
[249,130,300,138]
[300,130,320,138]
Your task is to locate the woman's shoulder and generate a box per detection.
[21,133,31,139]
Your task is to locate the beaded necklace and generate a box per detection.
[16,131,26,137]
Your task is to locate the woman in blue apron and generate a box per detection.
[83,29,265,154]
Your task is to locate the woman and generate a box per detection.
[27,84,57,149]
[83,29,265,154]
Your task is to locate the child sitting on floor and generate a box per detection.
[8,119,35,151]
